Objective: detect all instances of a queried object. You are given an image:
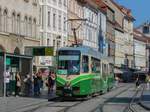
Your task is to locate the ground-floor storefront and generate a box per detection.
[0,52,33,96]
[114,67,135,82]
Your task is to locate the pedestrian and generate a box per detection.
[37,70,43,95]
[48,71,56,96]
[33,73,39,96]
[5,68,10,96]
[15,72,21,97]
[115,76,119,88]
[24,74,32,96]
[146,74,150,90]
[135,76,140,89]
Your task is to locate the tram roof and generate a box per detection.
[58,46,102,59]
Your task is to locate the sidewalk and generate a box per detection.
[0,91,56,112]
[140,89,150,110]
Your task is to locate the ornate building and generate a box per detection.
[67,0,84,45]
[0,0,40,96]
[39,0,68,66]
[0,0,40,54]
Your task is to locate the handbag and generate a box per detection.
[17,81,21,87]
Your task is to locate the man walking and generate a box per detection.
[5,68,10,96]
[146,74,150,90]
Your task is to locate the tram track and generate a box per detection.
[24,84,130,112]
[92,85,132,112]
[123,85,144,112]
[93,84,145,112]
[60,84,129,112]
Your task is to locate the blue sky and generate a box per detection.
[115,0,149,27]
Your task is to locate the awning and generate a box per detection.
[134,71,148,74]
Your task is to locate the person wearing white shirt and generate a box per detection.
[5,70,10,96]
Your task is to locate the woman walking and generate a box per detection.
[48,71,56,96]
[15,72,21,97]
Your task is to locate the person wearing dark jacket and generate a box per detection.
[33,73,39,96]
[24,75,32,96]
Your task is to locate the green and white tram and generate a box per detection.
[56,46,114,97]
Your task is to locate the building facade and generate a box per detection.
[133,30,147,70]
[39,0,68,66]
[102,0,116,64]
[82,0,100,50]
[137,21,150,37]
[68,0,107,55]
[114,26,125,67]
[67,0,84,45]
[136,22,150,72]
[0,0,40,96]
[103,0,135,82]
[0,0,40,54]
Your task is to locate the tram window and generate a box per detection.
[58,54,80,75]
[109,64,114,74]
[82,56,89,73]
[102,63,107,76]
[91,58,100,73]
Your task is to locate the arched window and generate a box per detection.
[0,7,2,31]
[0,45,5,52]
[33,18,36,38]
[14,47,20,55]
[24,16,28,36]
[17,14,21,34]
[3,9,8,32]
[29,17,32,37]
[12,12,16,33]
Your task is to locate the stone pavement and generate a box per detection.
[0,91,56,112]
[140,89,150,110]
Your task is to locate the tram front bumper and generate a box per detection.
[63,87,73,96]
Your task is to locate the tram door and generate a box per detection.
[102,63,108,80]
[0,55,4,96]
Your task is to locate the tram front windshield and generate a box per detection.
[58,50,80,75]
